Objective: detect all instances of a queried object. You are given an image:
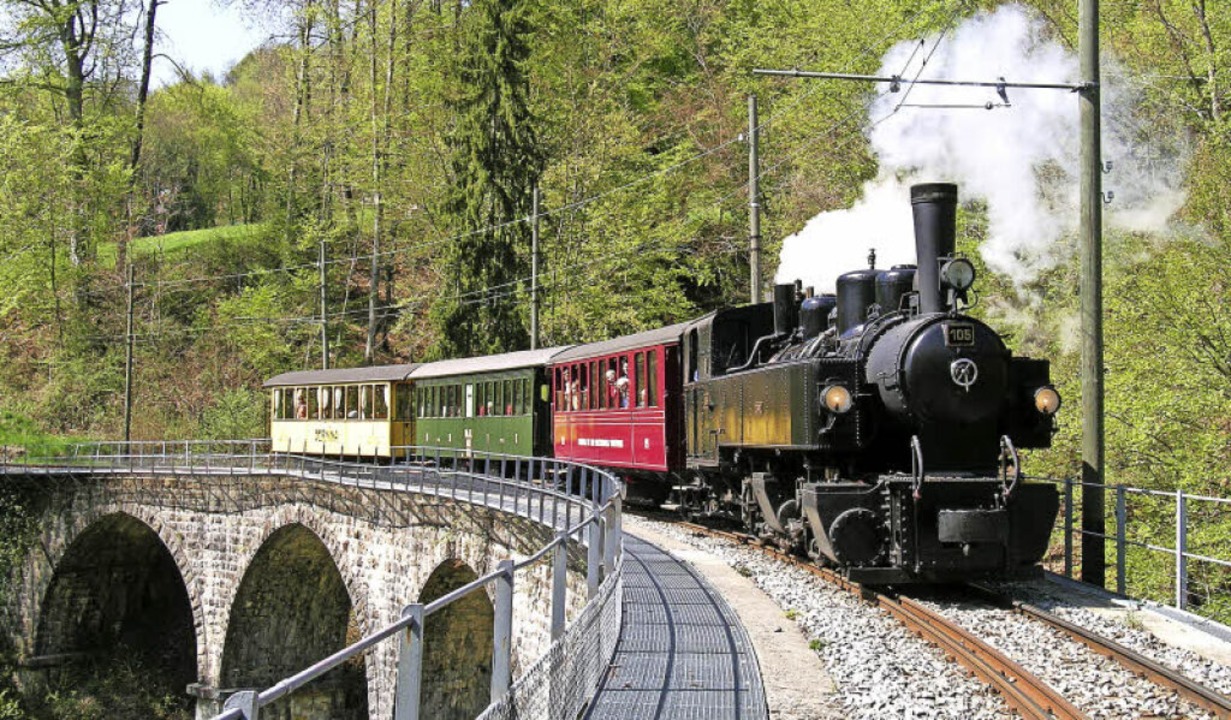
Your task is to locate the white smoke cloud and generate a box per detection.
[775,3,1186,293]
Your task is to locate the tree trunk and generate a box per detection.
[121,0,160,272]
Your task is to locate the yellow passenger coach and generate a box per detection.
[264,364,420,457]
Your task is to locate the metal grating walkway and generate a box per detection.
[586,536,768,720]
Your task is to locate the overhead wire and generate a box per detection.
[126,0,951,296]
[82,2,969,343]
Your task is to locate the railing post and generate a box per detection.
[1064,477,1074,578]
[586,517,601,599]
[613,493,623,564]
[603,500,618,577]
[552,532,568,641]
[1176,489,1188,610]
[222,689,258,719]
[491,559,514,704]
[393,604,425,720]
[1115,484,1126,595]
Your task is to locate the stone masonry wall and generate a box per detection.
[1,472,593,719]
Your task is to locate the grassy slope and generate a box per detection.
[98,223,267,268]
[0,410,74,458]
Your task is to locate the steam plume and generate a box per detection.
[775,3,1186,293]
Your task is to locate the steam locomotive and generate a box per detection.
[266,182,1061,583]
[673,183,1060,582]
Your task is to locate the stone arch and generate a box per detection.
[416,559,494,720]
[220,522,368,718]
[229,505,369,630]
[34,511,198,712]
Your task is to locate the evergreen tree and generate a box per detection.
[430,0,543,359]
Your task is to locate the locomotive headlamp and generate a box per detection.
[821,384,853,414]
[1034,386,1062,415]
[940,258,976,291]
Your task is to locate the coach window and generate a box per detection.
[515,379,524,415]
[307,388,319,419]
[358,385,371,419]
[647,351,659,406]
[375,385,389,419]
[630,352,640,406]
[343,386,356,419]
[573,365,582,410]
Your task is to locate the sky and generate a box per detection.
[151,0,270,87]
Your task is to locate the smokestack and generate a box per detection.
[911,183,958,314]
[773,283,796,336]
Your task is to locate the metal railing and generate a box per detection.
[1050,477,1231,620]
[1,440,625,720]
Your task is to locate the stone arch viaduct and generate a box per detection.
[0,469,592,719]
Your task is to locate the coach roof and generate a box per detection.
[549,322,690,363]
[409,347,572,380]
[263,364,421,387]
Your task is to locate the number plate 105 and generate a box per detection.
[945,323,975,347]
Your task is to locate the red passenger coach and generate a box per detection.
[549,323,688,501]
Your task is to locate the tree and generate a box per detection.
[0,0,135,267]
[429,0,543,359]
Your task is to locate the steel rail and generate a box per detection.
[673,521,1085,720]
[968,583,1231,718]
[890,596,1084,720]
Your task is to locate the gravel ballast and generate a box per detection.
[626,514,1231,720]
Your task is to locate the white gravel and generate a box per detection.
[625,515,1015,719]
[627,514,1231,720]
[916,594,1218,719]
[997,579,1231,698]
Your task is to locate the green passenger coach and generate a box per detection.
[410,348,569,458]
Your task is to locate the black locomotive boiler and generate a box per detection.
[678,183,1061,583]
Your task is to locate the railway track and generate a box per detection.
[965,583,1231,719]
[671,519,1231,720]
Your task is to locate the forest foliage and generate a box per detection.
[0,0,1229,619]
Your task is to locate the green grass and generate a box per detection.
[0,410,75,459]
[99,223,267,267]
